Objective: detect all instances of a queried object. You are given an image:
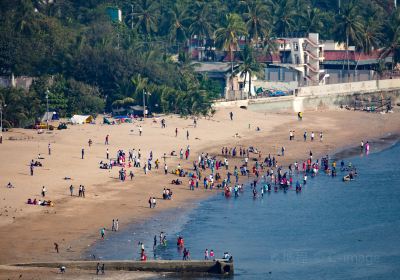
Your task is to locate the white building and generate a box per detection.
[272,33,327,86]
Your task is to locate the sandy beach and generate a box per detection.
[0,107,399,273]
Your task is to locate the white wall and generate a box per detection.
[297,78,400,97]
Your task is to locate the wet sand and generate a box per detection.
[0,107,399,279]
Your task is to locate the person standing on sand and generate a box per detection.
[82,185,85,197]
[320,131,323,141]
[175,128,178,137]
[69,185,74,196]
[311,131,315,141]
[164,164,168,175]
[105,134,109,145]
[115,219,119,231]
[230,111,233,121]
[303,131,307,142]
[54,242,59,253]
[281,146,285,156]
[112,219,115,231]
[81,148,84,159]
[205,249,209,260]
[96,263,100,275]
[48,143,51,155]
[186,130,189,140]
[139,126,143,136]
[101,263,105,274]
[30,164,34,176]
[106,148,109,159]
[41,186,46,197]
[100,228,105,239]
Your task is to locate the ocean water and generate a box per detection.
[89,142,400,280]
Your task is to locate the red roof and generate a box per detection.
[324,50,385,61]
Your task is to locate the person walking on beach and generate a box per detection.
[30,164,34,176]
[205,249,209,260]
[175,128,178,137]
[230,111,233,121]
[81,148,84,159]
[164,164,168,175]
[48,143,51,155]
[320,131,323,142]
[210,250,215,260]
[105,134,109,145]
[100,228,105,239]
[54,242,59,253]
[96,263,100,275]
[303,131,307,141]
[101,263,105,274]
[112,219,115,231]
[41,186,46,197]
[82,185,85,197]
[139,126,143,136]
[186,130,189,140]
[311,131,315,141]
[115,219,119,231]
[281,146,285,156]
[69,185,74,196]
[106,148,109,159]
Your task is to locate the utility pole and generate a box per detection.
[0,102,5,139]
[45,90,49,130]
[131,4,134,30]
[143,89,146,118]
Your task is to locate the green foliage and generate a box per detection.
[1,0,400,126]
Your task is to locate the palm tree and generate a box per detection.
[235,44,262,98]
[335,0,364,71]
[215,13,247,90]
[132,0,160,38]
[187,1,214,48]
[268,0,296,37]
[241,0,269,44]
[380,10,400,71]
[299,6,325,34]
[167,3,189,48]
[359,16,382,54]
[261,28,278,62]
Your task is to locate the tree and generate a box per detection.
[335,0,364,71]
[381,10,400,71]
[187,1,214,47]
[132,0,160,38]
[167,3,189,47]
[269,0,296,36]
[241,0,269,43]
[215,13,247,90]
[235,44,262,98]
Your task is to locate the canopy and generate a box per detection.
[70,115,93,124]
[41,111,59,123]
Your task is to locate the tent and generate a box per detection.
[41,111,59,123]
[70,115,94,124]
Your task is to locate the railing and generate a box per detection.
[304,49,319,61]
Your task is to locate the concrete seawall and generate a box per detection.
[214,78,400,112]
[14,260,234,276]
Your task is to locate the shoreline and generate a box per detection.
[1,108,400,272]
[86,131,400,261]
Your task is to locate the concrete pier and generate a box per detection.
[14,259,234,276]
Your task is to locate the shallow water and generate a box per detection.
[90,142,400,279]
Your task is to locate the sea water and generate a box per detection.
[90,142,400,280]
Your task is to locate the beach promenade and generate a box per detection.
[0,107,399,277]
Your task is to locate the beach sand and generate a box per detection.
[0,107,399,276]
[0,265,158,280]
